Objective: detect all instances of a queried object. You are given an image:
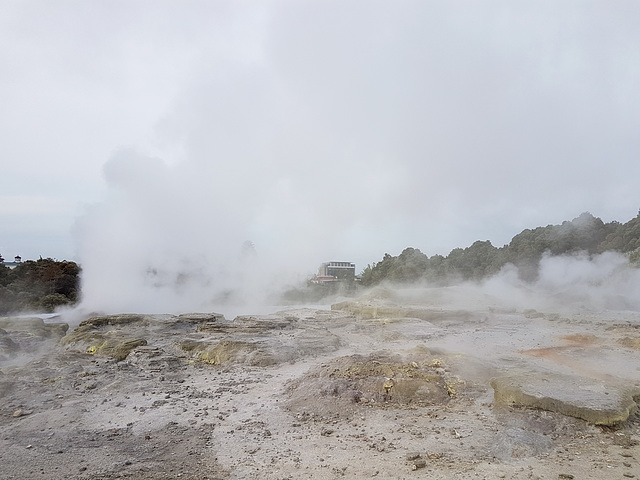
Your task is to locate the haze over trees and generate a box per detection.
[360,212,640,287]
[2,212,640,313]
[0,258,80,314]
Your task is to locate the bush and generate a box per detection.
[39,293,72,312]
[0,258,81,314]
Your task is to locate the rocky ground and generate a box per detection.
[1,286,640,479]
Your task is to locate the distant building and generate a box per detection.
[309,276,338,284]
[310,261,356,284]
[4,255,23,269]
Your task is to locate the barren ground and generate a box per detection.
[1,286,640,479]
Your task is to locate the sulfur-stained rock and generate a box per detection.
[618,337,640,350]
[85,337,148,361]
[286,351,464,418]
[195,314,295,334]
[491,372,640,426]
[179,339,274,366]
[56,310,344,367]
[331,300,473,323]
[61,315,148,361]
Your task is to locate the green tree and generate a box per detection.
[0,258,81,314]
[359,210,640,287]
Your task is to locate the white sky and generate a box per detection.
[1,1,639,286]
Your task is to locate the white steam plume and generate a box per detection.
[75,149,305,314]
[482,251,640,312]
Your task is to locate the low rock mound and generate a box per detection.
[0,317,68,339]
[286,350,465,418]
[58,310,344,366]
[61,314,150,361]
[180,339,273,366]
[0,317,69,365]
[618,337,640,350]
[177,311,342,367]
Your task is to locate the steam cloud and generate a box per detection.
[77,148,640,319]
[65,2,640,315]
[75,149,301,314]
[481,251,640,313]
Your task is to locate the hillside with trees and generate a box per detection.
[0,258,80,315]
[360,211,640,287]
[3,212,639,312]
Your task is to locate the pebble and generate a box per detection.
[412,459,427,470]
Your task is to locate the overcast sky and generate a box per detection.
[2,1,639,300]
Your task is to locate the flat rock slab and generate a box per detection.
[331,300,475,322]
[491,372,640,425]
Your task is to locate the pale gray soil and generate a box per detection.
[1,286,640,479]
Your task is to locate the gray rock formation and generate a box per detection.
[491,372,640,426]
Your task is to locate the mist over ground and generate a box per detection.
[481,251,640,312]
[362,251,640,320]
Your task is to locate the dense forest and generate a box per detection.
[360,211,640,287]
[0,257,80,315]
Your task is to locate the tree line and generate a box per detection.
[360,211,640,287]
[0,258,81,315]
[3,211,639,312]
